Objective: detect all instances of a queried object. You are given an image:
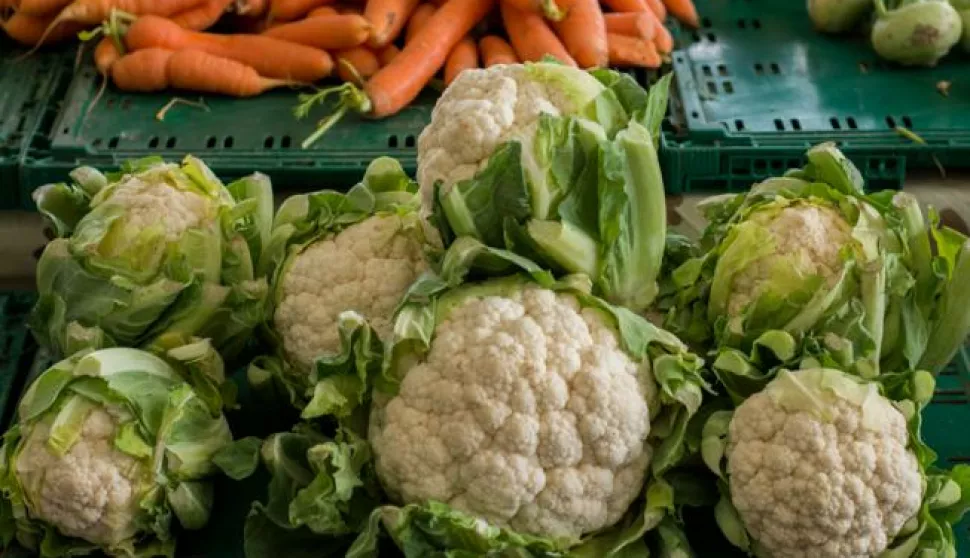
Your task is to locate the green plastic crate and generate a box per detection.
[0,44,77,209]
[20,62,437,199]
[660,0,970,193]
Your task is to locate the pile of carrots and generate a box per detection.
[1,0,698,114]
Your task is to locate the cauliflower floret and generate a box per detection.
[726,369,922,558]
[275,214,430,371]
[16,406,150,547]
[104,170,211,246]
[369,285,652,539]
[417,65,588,208]
[727,202,853,316]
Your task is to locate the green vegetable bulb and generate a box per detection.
[871,0,962,66]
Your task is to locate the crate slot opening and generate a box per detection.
[281,136,292,148]
[830,117,841,130]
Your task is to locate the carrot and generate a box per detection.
[267,0,333,21]
[40,0,203,37]
[651,11,673,52]
[600,0,647,11]
[479,35,516,67]
[366,0,494,117]
[167,49,289,95]
[500,0,564,20]
[444,36,476,85]
[607,32,660,67]
[17,0,71,16]
[604,11,654,40]
[171,0,234,29]
[306,4,334,15]
[335,46,380,84]
[500,0,575,65]
[94,35,121,75]
[662,0,697,27]
[364,0,418,48]
[262,13,370,50]
[377,43,399,65]
[403,2,432,42]
[1,12,83,45]
[552,0,607,68]
[126,15,332,81]
[643,0,665,19]
[111,47,173,91]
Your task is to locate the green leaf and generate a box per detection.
[213,436,263,481]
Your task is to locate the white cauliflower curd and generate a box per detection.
[370,285,653,539]
[723,201,853,317]
[725,368,922,558]
[16,408,150,547]
[275,214,430,371]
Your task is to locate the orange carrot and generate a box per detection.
[444,36,476,84]
[1,12,83,45]
[268,0,333,21]
[479,35,517,67]
[126,15,332,81]
[17,0,71,16]
[500,0,575,65]
[262,13,370,49]
[365,0,494,117]
[403,2,432,42]
[604,11,654,40]
[662,0,697,27]
[552,0,607,68]
[643,0,665,19]
[94,36,121,75]
[306,4,334,15]
[607,32,660,67]
[364,0,419,48]
[171,0,234,29]
[651,12,673,52]
[35,0,203,46]
[600,0,647,11]
[500,0,564,20]
[377,43,399,65]
[111,47,173,91]
[335,46,380,84]
[168,49,289,95]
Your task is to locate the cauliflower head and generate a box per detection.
[417,63,608,209]
[275,214,430,371]
[16,407,151,548]
[725,368,922,558]
[722,201,853,317]
[370,284,653,539]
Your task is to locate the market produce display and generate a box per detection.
[808,0,968,66]
[1,56,970,558]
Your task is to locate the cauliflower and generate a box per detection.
[724,368,922,558]
[275,214,429,371]
[0,348,234,557]
[30,156,272,363]
[417,64,607,208]
[16,409,150,547]
[370,285,652,538]
[725,201,853,316]
[417,63,672,313]
[254,156,438,417]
